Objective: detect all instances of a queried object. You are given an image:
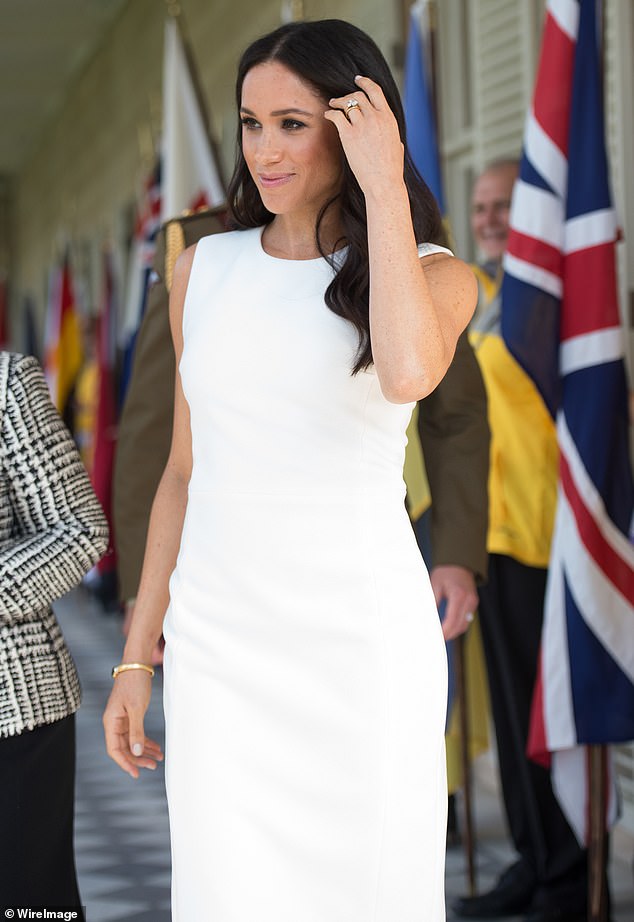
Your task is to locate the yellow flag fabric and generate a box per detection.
[74,358,98,473]
[56,311,82,413]
[47,258,83,414]
[446,619,491,793]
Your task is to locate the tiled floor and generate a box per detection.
[60,589,171,921]
[445,767,634,921]
[57,587,634,921]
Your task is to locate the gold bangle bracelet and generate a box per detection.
[111,662,155,679]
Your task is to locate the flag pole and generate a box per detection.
[454,635,476,894]
[587,745,608,922]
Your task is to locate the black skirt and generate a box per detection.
[0,714,84,918]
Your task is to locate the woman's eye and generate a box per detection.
[241,117,259,130]
[282,119,305,130]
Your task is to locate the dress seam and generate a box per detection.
[431,741,448,920]
[370,565,389,922]
[358,375,389,922]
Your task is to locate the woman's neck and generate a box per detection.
[263,210,344,261]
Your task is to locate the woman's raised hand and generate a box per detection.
[103,672,164,779]
[324,75,405,199]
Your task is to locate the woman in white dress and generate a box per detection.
[104,19,476,921]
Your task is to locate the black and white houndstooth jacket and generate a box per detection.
[0,352,109,738]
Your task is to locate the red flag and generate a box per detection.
[44,254,83,414]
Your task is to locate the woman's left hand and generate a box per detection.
[324,75,404,198]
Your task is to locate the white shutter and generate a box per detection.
[470,0,542,166]
[435,0,475,259]
[436,0,543,260]
[604,0,634,369]
[614,744,634,834]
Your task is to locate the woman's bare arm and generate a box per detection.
[103,243,197,777]
[326,76,477,403]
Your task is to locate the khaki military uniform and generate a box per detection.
[113,206,226,600]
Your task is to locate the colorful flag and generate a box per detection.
[501,0,634,842]
[403,0,445,212]
[161,16,225,221]
[22,295,39,359]
[119,158,162,404]
[44,253,83,416]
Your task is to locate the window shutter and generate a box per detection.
[436,0,543,260]
[470,0,540,165]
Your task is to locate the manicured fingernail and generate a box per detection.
[132,743,143,756]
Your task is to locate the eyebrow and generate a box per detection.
[240,106,315,118]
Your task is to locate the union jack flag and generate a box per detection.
[501,0,634,842]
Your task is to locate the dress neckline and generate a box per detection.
[257,226,347,265]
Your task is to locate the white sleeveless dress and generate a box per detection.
[162,226,449,921]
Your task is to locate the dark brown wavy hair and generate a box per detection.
[227,19,446,372]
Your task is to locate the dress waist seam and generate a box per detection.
[187,487,406,501]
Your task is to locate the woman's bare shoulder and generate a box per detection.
[172,243,198,290]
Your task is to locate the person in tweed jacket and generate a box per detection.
[0,351,109,912]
